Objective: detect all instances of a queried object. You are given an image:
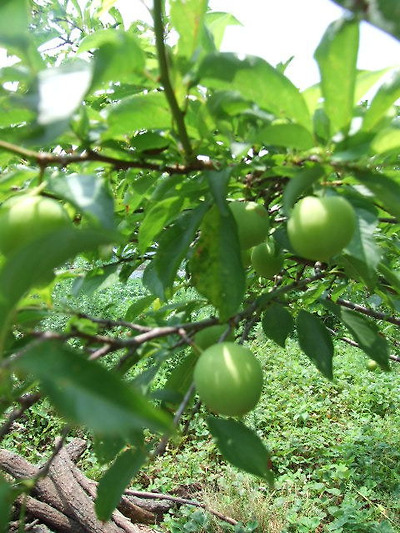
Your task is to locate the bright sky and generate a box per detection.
[115,0,400,89]
[208,0,400,88]
[0,0,398,90]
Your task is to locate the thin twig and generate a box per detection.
[125,489,238,526]
[355,489,397,526]
[0,393,41,442]
[333,297,400,327]
[327,328,400,362]
[154,382,196,457]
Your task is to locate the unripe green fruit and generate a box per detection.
[194,324,234,351]
[366,359,378,371]
[0,195,71,255]
[193,342,263,416]
[229,201,269,249]
[251,240,283,278]
[287,196,356,261]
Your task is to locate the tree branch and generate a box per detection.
[153,0,193,161]
[333,297,400,327]
[327,328,400,363]
[0,141,211,175]
[0,393,41,442]
[124,489,238,526]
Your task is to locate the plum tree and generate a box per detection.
[0,0,398,528]
[193,342,263,416]
[287,196,356,261]
[229,201,270,249]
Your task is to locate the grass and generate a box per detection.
[143,327,400,532]
[4,272,400,532]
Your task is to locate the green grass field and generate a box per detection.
[143,330,400,532]
[5,276,400,532]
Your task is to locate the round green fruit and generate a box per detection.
[251,240,283,278]
[193,342,263,416]
[287,196,356,261]
[229,201,269,249]
[366,359,378,371]
[0,195,71,255]
[194,324,234,351]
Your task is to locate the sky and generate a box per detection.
[208,0,400,88]
[0,0,398,90]
[116,0,400,89]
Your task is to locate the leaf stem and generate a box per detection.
[153,0,193,162]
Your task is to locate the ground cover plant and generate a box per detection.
[0,0,399,531]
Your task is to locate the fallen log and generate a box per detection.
[1,439,163,532]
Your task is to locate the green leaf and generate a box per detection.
[348,318,390,369]
[302,68,390,116]
[205,168,231,211]
[341,207,381,286]
[138,196,184,254]
[105,92,171,137]
[96,447,147,521]
[205,12,242,50]
[371,126,400,155]
[142,261,166,301]
[47,173,115,229]
[0,227,119,353]
[198,53,311,129]
[125,295,157,321]
[164,351,197,403]
[0,96,35,128]
[189,205,245,321]
[324,301,390,370]
[93,435,126,464]
[262,304,294,348]
[251,123,315,151]
[14,341,171,435]
[378,262,400,295]
[90,31,145,89]
[314,18,359,135]
[296,310,334,379]
[330,0,400,41]
[0,0,29,47]
[283,165,325,215]
[152,203,208,297]
[354,170,400,219]
[363,70,400,131]
[354,68,394,103]
[0,475,15,533]
[207,417,273,484]
[37,63,93,125]
[313,108,331,142]
[72,266,120,297]
[170,0,208,60]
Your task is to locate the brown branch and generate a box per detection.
[125,490,238,526]
[153,381,196,457]
[327,328,400,362]
[0,141,211,175]
[333,297,400,327]
[0,392,41,442]
[153,0,193,161]
[15,495,86,533]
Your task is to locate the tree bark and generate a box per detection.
[1,440,158,533]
